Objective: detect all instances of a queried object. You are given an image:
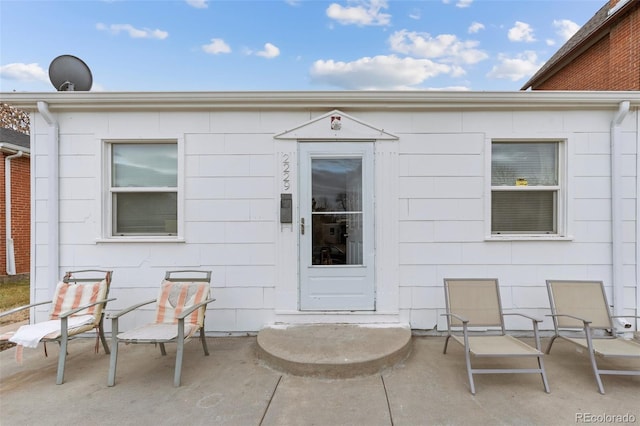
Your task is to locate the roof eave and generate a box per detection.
[0,142,31,156]
[2,90,640,112]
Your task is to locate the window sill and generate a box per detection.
[485,235,573,242]
[96,237,185,243]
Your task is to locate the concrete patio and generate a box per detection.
[1,330,638,426]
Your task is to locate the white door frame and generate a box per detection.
[272,110,401,324]
[299,142,375,311]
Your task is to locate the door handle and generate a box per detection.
[301,218,305,235]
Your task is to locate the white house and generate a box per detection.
[2,91,639,334]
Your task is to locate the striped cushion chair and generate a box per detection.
[0,270,114,385]
[108,270,214,387]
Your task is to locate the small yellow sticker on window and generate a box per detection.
[516,178,528,186]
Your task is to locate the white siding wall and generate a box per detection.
[397,109,638,331]
[30,107,638,332]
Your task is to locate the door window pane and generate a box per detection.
[311,158,364,265]
[312,159,362,212]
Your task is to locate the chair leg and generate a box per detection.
[174,320,186,387]
[464,348,475,395]
[98,318,110,355]
[159,343,167,356]
[108,319,119,386]
[587,351,606,394]
[538,356,551,393]
[56,319,69,385]
[107,341,119,387]
[200,327,209,356]
[583,324,606,394]
[174,339,184,387]
[545,335,558,354]
[443,335,452,354]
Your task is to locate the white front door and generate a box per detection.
[299,142,375,310]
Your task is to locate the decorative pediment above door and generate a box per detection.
[274,109,398,141]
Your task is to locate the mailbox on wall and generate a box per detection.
[280,193,292,223]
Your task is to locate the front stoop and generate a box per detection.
[256,324,412,379]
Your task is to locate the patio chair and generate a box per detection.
[545,280,640,394]
[107,270,214,387]
[442,278,550,395]
[0,270,114,384]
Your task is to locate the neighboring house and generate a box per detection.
[1,91,639,334]
[522,0,639,91]
[0,127,30,277]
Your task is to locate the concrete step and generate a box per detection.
[256,324,412,379]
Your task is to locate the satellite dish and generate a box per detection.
[48,55,93,91]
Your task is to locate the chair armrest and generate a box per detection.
[59,298,117,319]
[547,313,591,325]
[611,315,640,320]
[441,312,469,323]
[107,299,157,319]
[176,298,216,320]
[503,312,544,323]
[0,300,52,319]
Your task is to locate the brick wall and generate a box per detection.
[0,153,30,275]
[537,37,610,90]
[535,3,639,90]
[608,3,640,90]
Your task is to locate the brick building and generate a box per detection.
[522,0,639,90]
[0,127,30,276]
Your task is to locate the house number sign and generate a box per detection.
[281,153,291,192]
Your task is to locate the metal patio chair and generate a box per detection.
[0,270,114,384]
[107,270,214,387]
[442,278,550,395]
[546,280,640,394]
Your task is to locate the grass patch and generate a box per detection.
[0,279,30,325]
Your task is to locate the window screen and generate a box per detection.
[491,141,560,235]
[110,143,178,236]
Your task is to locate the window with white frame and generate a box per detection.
[491,141,562,235]
[108,142,178,237]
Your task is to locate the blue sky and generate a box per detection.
[0,0,604,92]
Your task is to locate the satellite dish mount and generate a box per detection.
[48,54,93,91]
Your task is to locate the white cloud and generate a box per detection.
[0,62,48,82]
[409,9,421,20]
[185,0,208,9]
[389,30,488,65]
[442,0,473,7]
[256,43,280,59]
[487,51,541,81]
[202,38,231,54]
[553,19,580,42]
[546,39,556,46]
[309,55,452,90]
[326,0,391,26]
[468,22,485,34]
[508,21,535,42]
[96,23,168,40]
[426,85,471,91]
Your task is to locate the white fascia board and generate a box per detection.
[0,142,31,156]
[2,91,640,112]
